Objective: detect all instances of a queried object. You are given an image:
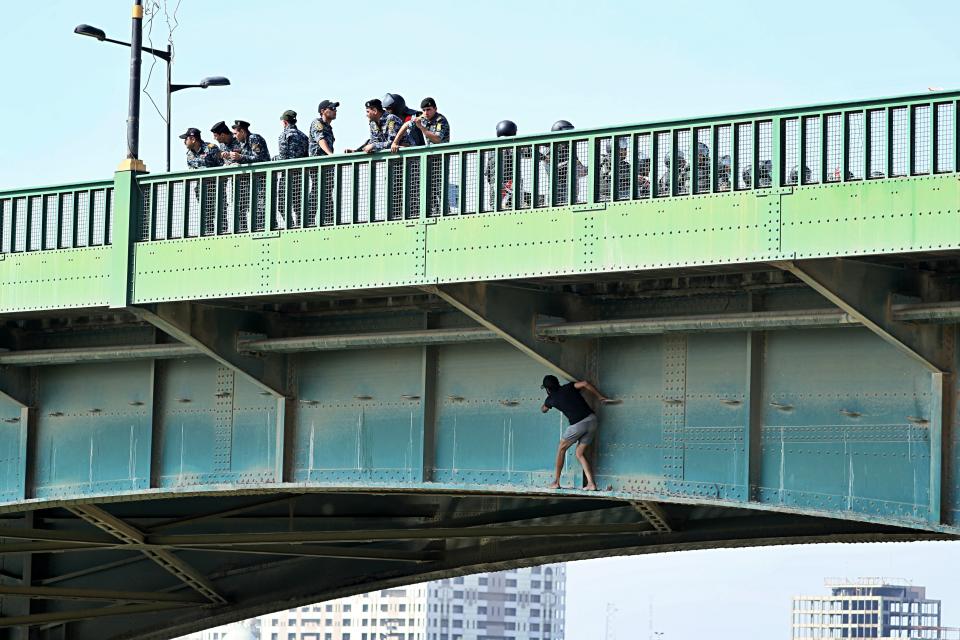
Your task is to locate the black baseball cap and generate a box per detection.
[281,109,297,121]
[364,99,383,111]
[232,120,250,130]
[178,127,201,139]
[317,100,339,112]
[210,121,230,135]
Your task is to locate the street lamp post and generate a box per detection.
[74,22,230,171]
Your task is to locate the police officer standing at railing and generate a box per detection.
[232,120,270,164]
[345,99,405,154]
[309,100,338,157]
[211,121,242,166]
[181,127,223,169]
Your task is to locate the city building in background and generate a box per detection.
[176,564,565,640]
[792,578,959,639]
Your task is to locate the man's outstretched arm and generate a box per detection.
[573,380,611,403]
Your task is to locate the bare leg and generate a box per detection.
[575,442,597,490]
[550,440,573,489]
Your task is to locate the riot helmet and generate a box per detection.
[551,120,574,132]
[496,120,518,137]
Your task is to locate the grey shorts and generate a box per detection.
[562,414,598,446]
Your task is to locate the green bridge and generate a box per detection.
[1,90,960,639]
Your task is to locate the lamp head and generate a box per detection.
[199,76,230,89]
[74,24,106,41]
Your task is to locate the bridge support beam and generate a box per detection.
[424,283,588,381]
[775,258,954,524]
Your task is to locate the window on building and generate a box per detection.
[531,581,541,589]
[343,635,350,640]
[382,605,389,612]
[399,604,407,612]
[453,591,463,598]
[363,604,369,612]
[531,609,540,617]
[506,623,516,631]
[344,605,352,613]
[531,624,540,632]
[453,605,463,614]
[454,577,464,584]
[506,579,517,587]
[506,608,516,616]
[453,621,463,629]
[531,595,540,603]
[479,577,488,586]
[344,619,351,626]
[288,635,296,640]
[327,605,334,612]
[478,607,487,615]
[289,619,296,626]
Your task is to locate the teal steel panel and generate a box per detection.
[33,362,151,499]
[292,348,423,483]
[0,397,24,502]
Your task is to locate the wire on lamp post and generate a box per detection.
[73,22,229,171]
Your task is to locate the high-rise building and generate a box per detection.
[792,578,958,639]
[198,564,565,640]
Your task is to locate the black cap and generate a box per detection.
[541,375,560,392]
[210,121,230,135]
[178,127,202,139]
[317,100,339,112]
[232,120,250,130]
[364,99,383,111]
[281,109,297,121]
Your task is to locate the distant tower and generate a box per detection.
[605,602,617,640]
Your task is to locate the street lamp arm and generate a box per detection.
[74,25,171,61]
[169,84,203,93]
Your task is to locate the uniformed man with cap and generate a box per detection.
[391,97,450,153]
[180,127,223,169]
[232,120,270,164]
[274,109,309,160]
[309,100,338,157]
[211,121,243,166]
[346,100,404,154]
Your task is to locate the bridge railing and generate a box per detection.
[2,91,958,251]
[0,180,114,253]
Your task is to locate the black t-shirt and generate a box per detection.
[544,383,593,424]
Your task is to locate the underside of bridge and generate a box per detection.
[3,257,960,638]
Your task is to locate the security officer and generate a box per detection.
[309,100,338,156]
[232,120,270,163]
[275,109,309,160]
[483,121,517,209]
[211,121,242,166]
[346,100,404,154]
[180,127,223,169]
[383,93,425,146]
[391,97,450,152]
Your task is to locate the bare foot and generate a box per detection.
[583,483,598,491]
[548,481,562,489]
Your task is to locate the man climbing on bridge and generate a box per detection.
[540,374,612,491]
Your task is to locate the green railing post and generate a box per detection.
[108,169,144,308]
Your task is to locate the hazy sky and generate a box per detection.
[3,1,960,638]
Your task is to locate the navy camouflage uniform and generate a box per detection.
[186,141,223,169]
[308,118,335,156]
[275,124,309,160]
[420,113,450,145]
[218,136,244,166]
[239,133,270,163]
[369,113,404,151]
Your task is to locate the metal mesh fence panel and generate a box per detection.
[516,147,531,209]
[404,158,420,219]
[635,133,651,198]
[891,107,908,177]
[92,189,107,245]
[75,192,89,247]
[694,128,711,194]
[427,155,443,216]
[736,123,753,189]
[482,150,497,211]
[321,166,336,225]
[186,179,201,236]
[273,172,286,229]
[936,103,955,173]
[463,151,479,213]
[655,131,671,197]
[171,181,186,237]
[499,148,515,210]
[847,112,865,180]
[373,160,388,222]
[596,137,612,203]
[251,173,266,231]
[674,130,691,195]
[613,136,631,201]
[236,174,251,233]
[0,200,11,253]
[107,188,113,245]
[289,168,303,227]
[388,159,403,220]
[305,167,319,228]
[715,125,732,191]
[868,109,886,178]
[217,177,232,235]
[825,114,842,182]
[44,195,58,249]
[782,119,799,186]
[573,139,588,203]
[201,178,217,236]
[153,183,169,239]
[553,143,571,207]
[357,163,371,223]
[339,164,354,224]
[913,105,931,175]
[59,193,73,248]
[802,117,820,184]
[757,121,773,187]
[29,196,42,250]
[139,186,152,241]
[446,153,461,214]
